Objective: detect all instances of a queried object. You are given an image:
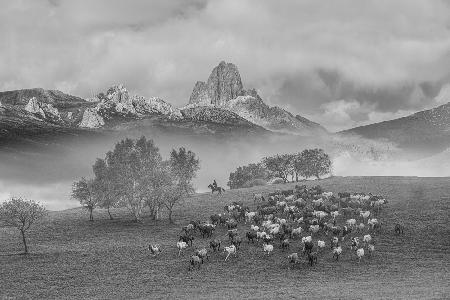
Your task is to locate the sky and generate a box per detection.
[1,0,450,131]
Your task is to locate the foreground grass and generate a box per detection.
[1,176,450,299]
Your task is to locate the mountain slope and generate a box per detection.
[339,102,450,156]
[187,61,326,135]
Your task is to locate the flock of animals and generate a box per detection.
[148,185,405,271]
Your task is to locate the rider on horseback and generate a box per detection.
[213,179,217,189]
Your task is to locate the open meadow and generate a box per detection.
[1,176,450,299]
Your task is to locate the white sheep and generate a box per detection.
[263,243,274,255]
[331,211,339,219]
[363,234,372,244]
[177,241,188,256]
[245,211,257,223]
[317,240,326,249]
[295,217,304,224]
[322,191,333,198]
[291,227,303,237]
[224,245,237,261]
[250,225,259,232]
[356,248,364,263]
[360,211,371,219]
[367,218,378,229]
[332,246,342,260]
[148,244,162,256]
[270,226,280,235]
[288,252,299,266]
[367,244,375,257]
[302,236,312,243]
[256,231,267,240]
[285,194,295,201]
[309,225,320,234]
[346,218,357,227]
[276,201,287,208]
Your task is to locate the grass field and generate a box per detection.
[1,176,449,299]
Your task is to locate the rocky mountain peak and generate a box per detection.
[189,61,244,106]
[186,61,326,135]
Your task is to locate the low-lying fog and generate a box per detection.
[0,131,449,210]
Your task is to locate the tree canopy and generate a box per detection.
[0,197,46,254]
[295,148,332,179]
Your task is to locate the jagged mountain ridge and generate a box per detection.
[187,61,327,135]
[0,85,269,147]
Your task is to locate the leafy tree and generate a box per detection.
[104,137,162,222]
[0,197,46,254]
[169,147,200,191]
[165,148,200,223]
[228,163,269,189]
[262,154,293,183]
[72,177,97,221]
[295,148,332,179]
[92,158,118,220]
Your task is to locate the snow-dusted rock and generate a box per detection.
[79,108,105,128]
[24,97,61,120]
[132,96,182,119]
[25,97,46,118]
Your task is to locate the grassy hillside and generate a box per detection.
[1,177,449,299]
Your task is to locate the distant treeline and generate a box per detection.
[228,148,331,189]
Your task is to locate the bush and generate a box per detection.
[242,178,267,188]
[228,163,269,189]
[270,178,285,185]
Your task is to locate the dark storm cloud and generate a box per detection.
[1,0,450,131]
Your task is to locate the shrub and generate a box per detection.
[242,178,267,188]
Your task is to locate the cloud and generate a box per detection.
[1,0,450,130]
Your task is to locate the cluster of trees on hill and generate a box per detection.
[228,148,332,189]
[72,136,200,223]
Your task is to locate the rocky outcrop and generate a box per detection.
[89,84,183,125]
[132,96,183,119]
[79,108,105,128]
[189,81,210,105]
[25,97,46,118]
[189,61,244,106]
[24,97,61,121]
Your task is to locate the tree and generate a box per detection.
[262,154,293,183]
[0,197,46,254]
[165,147,200,223]
[228,163,269,189]
[72,177,97,221]
[92,158,118,220]
[169,147,200,190]
[104,137,163,222]
[295,148,332,179]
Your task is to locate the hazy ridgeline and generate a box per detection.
[0,129,448,210]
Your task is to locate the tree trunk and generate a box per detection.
[20,229,28,254]
[296,173,299,182]
[107,207,113,220]
[168,207,173,224]
[89,208,94,221]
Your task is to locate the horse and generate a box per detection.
[208,184,225,194]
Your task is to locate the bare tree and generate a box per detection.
[0,197,46,254]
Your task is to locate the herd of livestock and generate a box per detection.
[148,184,405,271]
